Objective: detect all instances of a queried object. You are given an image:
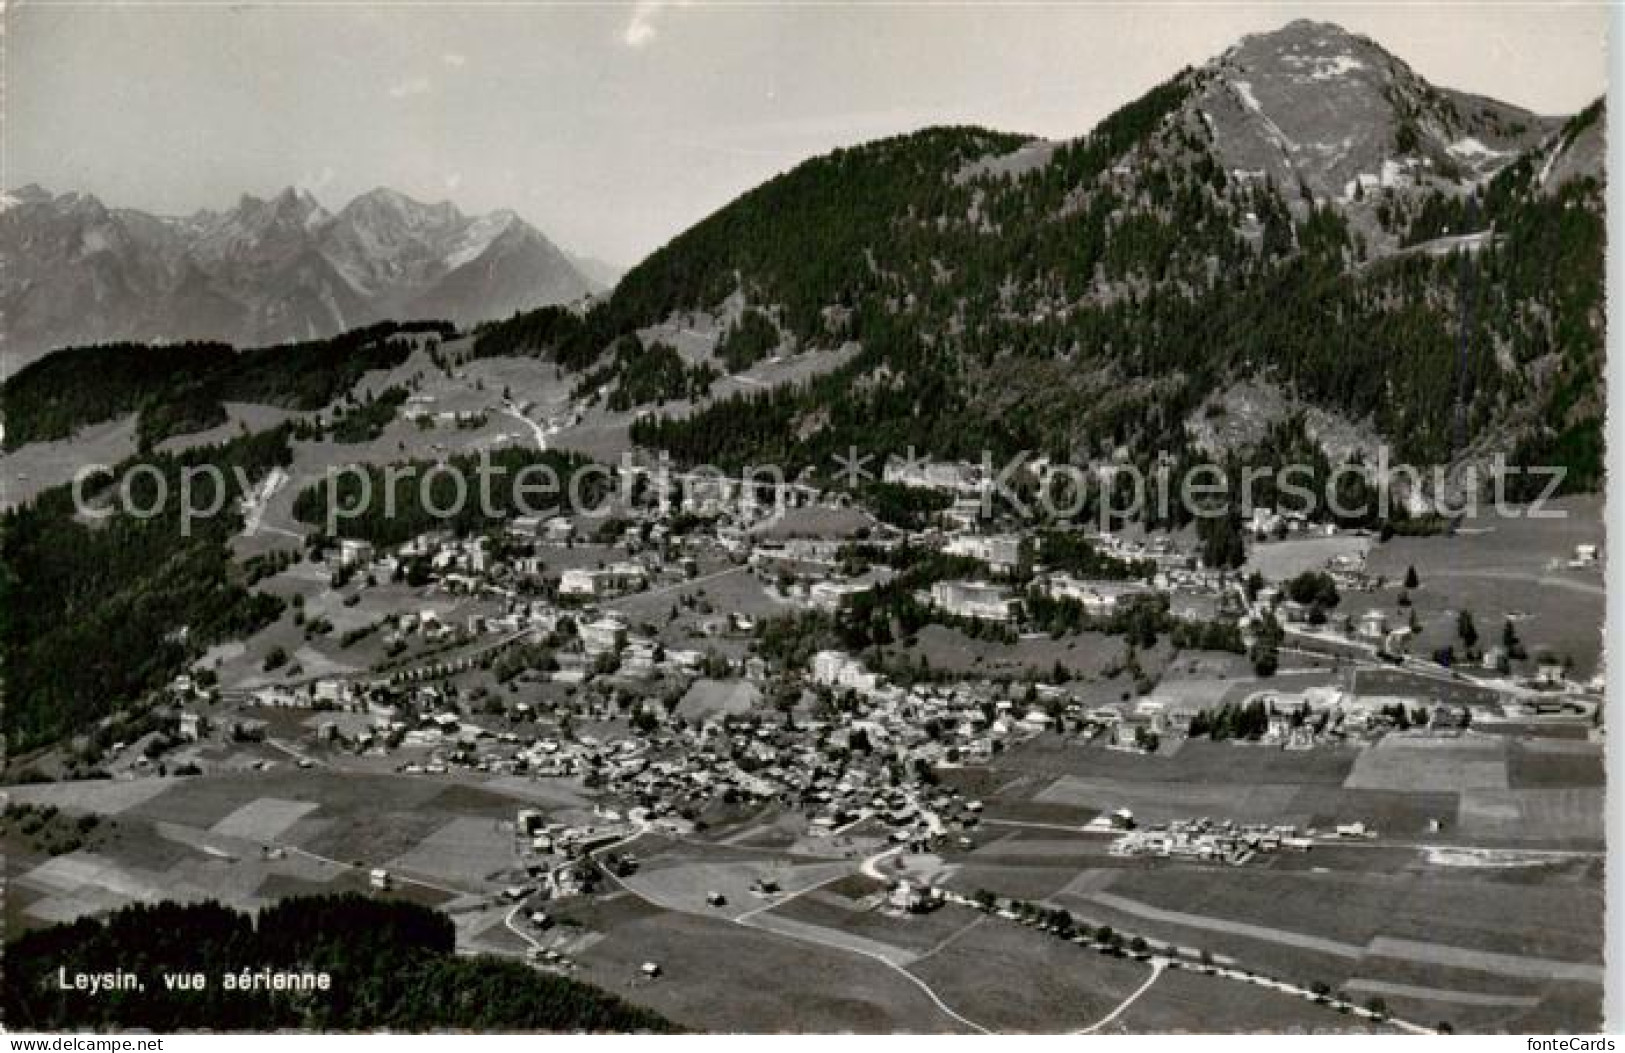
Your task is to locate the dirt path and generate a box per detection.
[1076,959,1166,1033]
[588,831,992,1033]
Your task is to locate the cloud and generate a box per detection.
[623,0,691,50]
[442,53,467,68]
[444,172,463,191]
[387,77,432,99]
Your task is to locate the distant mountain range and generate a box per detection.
[0,185,603,366]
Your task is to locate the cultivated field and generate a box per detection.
[2,768,568,932]
[1102,965,1395,1033]
[903,912,1151,1032]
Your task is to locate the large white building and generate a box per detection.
[929,580,1016,622]
[1042,574,1153,616]
[560,562,647,598]
[943,534,1023,573]
[882,457,981,493]
[808,578,876,611]
[335,539,375,567]
[580,616,628,656]
[812,650,879,693]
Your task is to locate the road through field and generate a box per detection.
[499,402,549,451]
[587,831,993,1033]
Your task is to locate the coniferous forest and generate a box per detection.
[467,76,1603,496]
[4,895,679,1032]
[2,428,295,754]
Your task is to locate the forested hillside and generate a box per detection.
[3,321,455,450]
[291,445,612,546]
[4,894,678,1031]
[476,23,1604,495]
[1,428,294,754]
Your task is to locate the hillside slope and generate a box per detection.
[480,20,1604,498]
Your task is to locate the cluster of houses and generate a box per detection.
[149,446,1606,885]
[1107,814,1316,864]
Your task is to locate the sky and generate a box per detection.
[5,1,1611,267]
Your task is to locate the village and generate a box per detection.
[108,451,1596,865]
[4,444,1605,1035]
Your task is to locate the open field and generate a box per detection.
[1350,669,1503,707]
[1507,739,1605,788]
[1364,496,1603,678]
[1455,788,1603,846]
[1342,957,1602,1032]
[1,414,140,510]
[608,564,794,628]
[571,907,973,1032]
[993,735,1360,784]
[1343,735,1508,793]
[767,889,978,956]
[388,815,521,887]
[1091,868,1602,964]
[896,625,1170,681]
[623,840,853,922]
[209,797,319,840]
[156,402,298,454]
[1062,886,1597,1025]
[1036,776,1300,824]
[903,912,1151,1032]
[1102,965,1395,1033]
[3,768,561,930]
[1247,534,1372,580]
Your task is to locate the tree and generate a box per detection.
[1503,617,1526,658]
[1457,610,1478,649]
[1403,566,1420,589]
[1252,643,1279,677]
[4,894,677,1032]
[1198,514,1246,570]
[1284,570,1339,608]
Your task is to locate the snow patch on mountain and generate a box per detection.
[441,210,518,271]
[1448,136,1511,160]
[0,185,596,364]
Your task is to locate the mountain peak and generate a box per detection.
[9,184,54,204]
[1192,19,1554,206]
[1240,18,1365,45]
[338,187,465,233]
[1219,19,1395,82]
[0,183,596,362]
[231,186,326,222]
[353,185,455,212]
